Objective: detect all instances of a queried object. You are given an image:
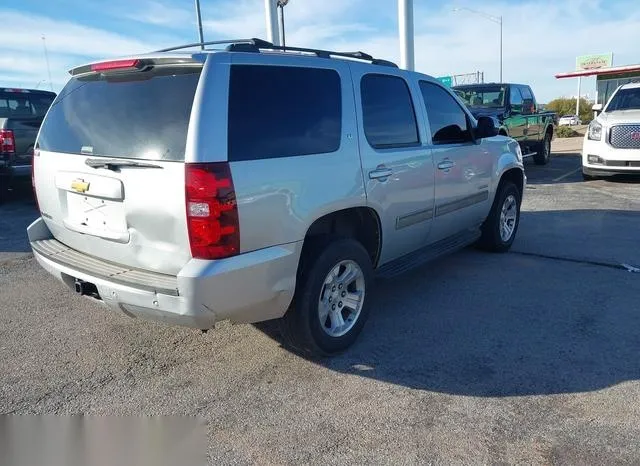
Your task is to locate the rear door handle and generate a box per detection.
[369,167,393,180]
[437,160,455,170]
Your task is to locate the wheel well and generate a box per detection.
[546,124,553,138]
[499,168,524,199]
[303,207,382,267]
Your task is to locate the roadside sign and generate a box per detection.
[576,53,613,71]
[437,76,452,87]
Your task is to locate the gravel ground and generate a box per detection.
[1,139,640,464]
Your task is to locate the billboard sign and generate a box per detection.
[576,53,613,71]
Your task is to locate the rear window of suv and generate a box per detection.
[37,66,201,161]
[0,91,55,119]
[228,65,342,161]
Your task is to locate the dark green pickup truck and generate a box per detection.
[453,83,556,165]
[1,88,56,199]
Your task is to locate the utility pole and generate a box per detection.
[277,0,289,49]
[398,0,415,71]
[264,0,280,45]
[194,0,205,49]
[41,36,53,91]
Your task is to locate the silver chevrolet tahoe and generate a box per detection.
[28,39,525,356]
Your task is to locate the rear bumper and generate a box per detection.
[28,217,301,329]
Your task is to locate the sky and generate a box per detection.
[1,0,639,103]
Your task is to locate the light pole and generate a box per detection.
[277,0,289,48]
[398,0,415,71]
[453,7,503,82]
[41,36,53,91]
[194,0,205,49]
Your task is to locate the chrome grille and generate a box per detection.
[609,125,640,149]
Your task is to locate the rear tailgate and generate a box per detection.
[34,61,203,276]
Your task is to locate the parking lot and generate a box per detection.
[1,137,640,464]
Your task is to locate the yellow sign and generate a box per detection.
[71,179,90,193]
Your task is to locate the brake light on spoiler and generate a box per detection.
[90,59,141,72]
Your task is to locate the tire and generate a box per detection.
[534,130,552,165]
[477,181,521,253]
[278,237,374,357]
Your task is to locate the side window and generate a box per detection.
[419,81,471,145]
[228,65,342,162]
[360,74,420,149]
[519,86,533,101]
[509,86,523,113]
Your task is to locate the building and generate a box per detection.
[555,64,640,106]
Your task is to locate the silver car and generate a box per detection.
[29,39,525,356]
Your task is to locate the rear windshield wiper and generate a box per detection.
[85,158,163,170]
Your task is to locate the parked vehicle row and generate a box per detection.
[452,83,556,166]
[0,88,56,200]
[582,82,640,180]
[28,39,525,356]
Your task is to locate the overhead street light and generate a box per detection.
[453,7,503,82]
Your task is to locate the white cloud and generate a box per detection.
[122,1,194,28]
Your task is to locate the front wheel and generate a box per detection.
[477,181,521,252]
[534,130,552,165]
[278,238,374,357]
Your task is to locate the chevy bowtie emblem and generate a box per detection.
[71,179,90,193]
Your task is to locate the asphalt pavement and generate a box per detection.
[1,138,640,464]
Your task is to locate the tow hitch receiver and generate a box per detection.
[74,279,101,300]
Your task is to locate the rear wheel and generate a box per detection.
[477,181,521,252]
[534,130,552,165]
[278,237,374,357]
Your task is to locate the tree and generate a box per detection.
[546,97,594,124]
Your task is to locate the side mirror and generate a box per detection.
[522,99,534,115]
[475,116,499,139]
[592,103,603,114]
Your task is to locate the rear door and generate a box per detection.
[34,60,204,275]
[352,68,435,265]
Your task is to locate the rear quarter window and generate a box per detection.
[37,67,201,161]
[227,65,342,161]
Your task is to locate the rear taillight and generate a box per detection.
[185,163,239,260]
[0,129,15,154]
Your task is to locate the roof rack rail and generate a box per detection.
[226,42,398,68]
[153,38,398,68]
[154,38,273,53]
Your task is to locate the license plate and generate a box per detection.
[66,192,127,239]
